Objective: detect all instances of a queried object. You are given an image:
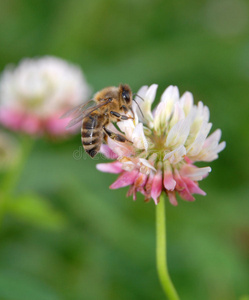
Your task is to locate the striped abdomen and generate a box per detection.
[81,112,104,158]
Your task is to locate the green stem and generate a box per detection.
[0,135,34,226]
[156,193,180,300]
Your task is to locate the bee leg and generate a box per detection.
[110,111,133,121]
[103,126,132,144]
[103,130,108,143]
[130,107,135,119]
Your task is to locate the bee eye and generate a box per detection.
[122,91,130,102]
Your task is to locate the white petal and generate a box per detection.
[197,101,210,122]
[117,119,134,141]
[216,141,226,153]
[132,123,148,150]
[186,122,212,156]
[164,145,186,164]
[139,158,156,172]
[134,85,148,121]
[161,85,179,103]
[135,84,158,125]
[180,91,193,116]
[145,84,158,104]
[122,161,136,171]
[107,137,134,157]
[190,129,226,162]
[169,102,185,128]
[135,85,148,105]
[205,129,222,146]
[179,165,211,181]
[154,86,180,132]
[166,117,191,148]
[153,101,166,131]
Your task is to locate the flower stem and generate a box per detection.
[156,193,180,300]
[0,135,34,226]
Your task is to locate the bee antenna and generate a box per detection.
[133,99,144,118]
[132,93,144,101]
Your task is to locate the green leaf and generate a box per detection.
[6,194,67,230]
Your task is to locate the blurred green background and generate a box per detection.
[0,0,249,299]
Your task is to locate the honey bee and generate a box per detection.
[62,84,138,158]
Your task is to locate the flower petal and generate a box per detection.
[110,170,139,189]
[154,85,180,132]
[134,172,147,188]
[137,84,158,125]
[146,84,158,105]
[167,191,178,206]
[178,189,195,201]
[174,170,195,201]
[139,158,156,173]
[151,170,163,205]
[143,172,154,200]
[180,91,193,116]
[179,164,211,181]
[96,161,123,174]
[132,123,148,150]
[161,85,180,104]
[117,119,135,141]
[193,129,226,162]
[164,145,186,164]
[163,170,176,191]
[107,137,134,157]
[99,144,118,159]
[165,118,191,149]
[183,177,206,196]
[134,85,148,120]
[186,122,212,157]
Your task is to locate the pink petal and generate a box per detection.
[174,170,195,201]
[151,171,163,205]
[182,177,206,196]
[107,137,134,157]
[110,170,138,189]
[46,116,72,136]
[163,170,176,191]
[167,191,178,206]
[99,144,118,159]
[0,108,24,131]
[184,156,193,164]
[21,115,41,135]
[178,190,195,201]
[129,173,149,201]
[143,172,154,200]
[134,172,147,188]
[126,186,136,200]
[96,161,123,174]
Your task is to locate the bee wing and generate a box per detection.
[65,98,112,129]
[60,99,95,119]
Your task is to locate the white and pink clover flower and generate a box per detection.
[97,84,226,205]
[0,56,91,137]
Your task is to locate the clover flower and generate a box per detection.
[0,56,91,137]
[97,84,226,205]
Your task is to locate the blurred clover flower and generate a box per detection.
[97,84,226,205]
[0,56,91,137]
[0,56,91,233]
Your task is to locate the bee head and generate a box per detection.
[119,84,132,106]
